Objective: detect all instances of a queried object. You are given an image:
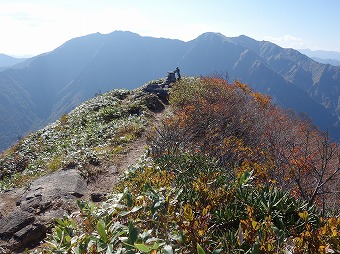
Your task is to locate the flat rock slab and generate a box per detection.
[0,210,34,238]
[0,188,25,217]
[0,169,87,252]
[25,169,87,200]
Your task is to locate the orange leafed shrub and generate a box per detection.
[151,76,340,211]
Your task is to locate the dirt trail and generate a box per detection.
[85,136,147,198]
[84,105,169,200]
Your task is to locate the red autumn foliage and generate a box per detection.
[150,76,339,211]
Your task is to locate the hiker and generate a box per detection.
[174,67,181,80]
[160,67,181,87]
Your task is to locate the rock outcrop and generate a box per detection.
[143,83,169,102]
[0,169,87,253]
[142,71,178,104]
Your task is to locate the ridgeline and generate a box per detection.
[0,77,339,253]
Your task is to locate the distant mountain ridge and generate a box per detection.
[178,33,340,138]
[0,54,27,68]
[310,57,340,66]
[299,48,340,61]
[299,48,340,66]
[231,36,340,117]
[0,31,339,151]
[0,54,27,72]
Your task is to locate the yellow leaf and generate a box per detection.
[318,245,326,252]
[202,205,211,216]
[331,228,338,237]
[198,229,205,236]
[267,242,274,251]
[252,220,260,230]
[298,211,308,220]
[183,203,194,222]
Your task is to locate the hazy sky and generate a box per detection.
[1,0,339,57]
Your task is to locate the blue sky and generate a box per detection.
[1,0,339,56]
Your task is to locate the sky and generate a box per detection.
[1,0,339,57]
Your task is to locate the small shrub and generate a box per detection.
[59,114,69,125]
[47,156,62,171]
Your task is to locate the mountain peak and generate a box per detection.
[237,34,256,41]
[196,32,227,41]
[108,30,141,38]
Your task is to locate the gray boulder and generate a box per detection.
[0,210,34,238]
[26,168,87,199]
[0,169,87,252]
[143,83,169,102]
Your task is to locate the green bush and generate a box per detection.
[38,153,338,253]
